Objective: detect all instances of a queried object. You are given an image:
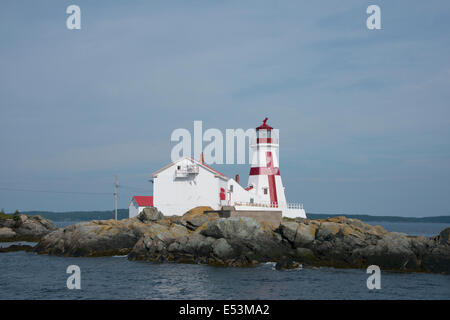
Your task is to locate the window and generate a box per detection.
[263,187,268,195]
[230,185,233,192]
[177,165,181,170]
[250,198,254,204]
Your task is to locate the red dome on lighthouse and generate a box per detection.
[256,117,273,131]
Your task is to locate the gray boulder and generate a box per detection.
[279,221,317,247]
[0,214,56,241]
[128,221,193,262]
[275,256,300,270]
[201,217,264,240]
[439,227,450,246]
[181,208,218,231]
[422,245,450,274]
[212,238,234,260]
[0,227,17,240]
[351,232,418,270]
[200,217,289,262]
[294,247,317,264]
[34,218,158,256]
[137,207,164,223]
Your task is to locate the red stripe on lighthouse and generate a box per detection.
[266,152,278,206]
[257,138,273,144]
[249,167,280,175]
[248,151,280,206]
[268,174,278,206]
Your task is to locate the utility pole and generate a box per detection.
[114,175,118,220]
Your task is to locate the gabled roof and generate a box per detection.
[133,196,153,207]
[152,156,230,180]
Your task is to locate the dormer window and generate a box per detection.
[230,185,234,192]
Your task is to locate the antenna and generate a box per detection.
[114,175,118,220]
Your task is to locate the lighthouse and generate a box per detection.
[134,117,306,220]
[247,118,287,207]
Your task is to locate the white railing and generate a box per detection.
[174,165,199,177]
[234,201,303,209]
[234,201,279,208]
[287,203,304,210]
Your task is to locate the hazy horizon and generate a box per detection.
[11,208,450,219]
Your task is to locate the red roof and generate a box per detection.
[197,159,227,178]
[133,196,153,207]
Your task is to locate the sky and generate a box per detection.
[1,1,449,216]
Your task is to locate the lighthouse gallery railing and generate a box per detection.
[234,201,303,209]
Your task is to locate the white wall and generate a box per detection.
[282,208,307,219]
[226,179,250,204]
[128,201,139,218]
[153,158,225,216]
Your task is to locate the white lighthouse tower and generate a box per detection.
[247,118,287,207]
[240,118,306,218]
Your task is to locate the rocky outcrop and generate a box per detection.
[178,206,217,230]
[129,216,288,267]
[33,206,213,258]
[32,207,450,274]
[279,217,450,273]
[0,213,57,242]
[33,218,158,256]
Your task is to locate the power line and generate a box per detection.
[0,187,111,196]
[0,184,151,195]
[118,185,150,193]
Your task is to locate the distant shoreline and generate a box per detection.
[8,209,450,224]
[307,213,450,224]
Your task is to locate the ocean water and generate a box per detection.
[0,221,449,300]
[0,252,449,300]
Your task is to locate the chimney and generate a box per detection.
[235,174,240,184]
[201,152,205,164]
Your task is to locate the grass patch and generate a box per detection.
[0,211,13,220]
